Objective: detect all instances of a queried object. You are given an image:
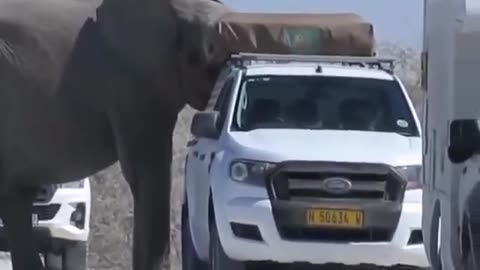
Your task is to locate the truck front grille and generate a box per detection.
[268,162,405,203]
[266,161,406,243]
[283,172,387,200]
[33,204,61,220]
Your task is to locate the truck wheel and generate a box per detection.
[182,202,207,270]
[209,219,245,270]
[62,242,87,270]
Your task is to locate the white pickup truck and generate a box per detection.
[182,53,427,270]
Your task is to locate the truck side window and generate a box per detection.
[204,67,232,111]
[214,77,235,132]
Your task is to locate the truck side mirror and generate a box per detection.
[191,111,220,139]
[448,119,480,164]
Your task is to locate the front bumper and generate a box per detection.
[35,186,90,242]
[211,161,427,267]
[214,192,428,267]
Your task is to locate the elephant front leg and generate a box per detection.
[130,167,172,270]
[1,189,43,270]
[110,102,177,270]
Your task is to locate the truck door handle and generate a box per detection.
[208,152,216,173]
[193,151,199,158]
[199,154,206,161]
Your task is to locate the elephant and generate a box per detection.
[0,0,230,269]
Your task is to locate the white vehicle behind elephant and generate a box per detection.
[182,52,428,270]
[0,178,91,270]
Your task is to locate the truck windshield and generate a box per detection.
[232,75,420,137]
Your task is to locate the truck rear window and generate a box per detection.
[232,75,420,137]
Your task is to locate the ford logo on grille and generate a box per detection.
[322,177,352,194]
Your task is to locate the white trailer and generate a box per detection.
[422,0,480,269]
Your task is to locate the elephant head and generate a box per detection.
[173,0,230,110]
[95,0,230,112]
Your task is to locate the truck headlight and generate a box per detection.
[395,165,422,190]
[58,179,86,188]
[230,160,276,182]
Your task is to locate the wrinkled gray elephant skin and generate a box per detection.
[0,0,228,269]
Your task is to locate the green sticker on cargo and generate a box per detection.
[280,27,323,54]
[209,12,376,64]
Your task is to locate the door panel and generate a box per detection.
[185,70,238,259]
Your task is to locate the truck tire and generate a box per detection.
[182,202,207,270]
[209,218,245,270]
[63,242,87,270]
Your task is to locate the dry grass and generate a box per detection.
[86,44,423,270]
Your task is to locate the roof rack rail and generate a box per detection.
[229,52,395,73]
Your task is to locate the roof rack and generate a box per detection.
[229,52,395,74]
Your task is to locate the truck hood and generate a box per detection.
[227,129,421,166]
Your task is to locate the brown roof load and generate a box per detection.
[207,12,376,64]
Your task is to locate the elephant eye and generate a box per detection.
[187,51,201,67]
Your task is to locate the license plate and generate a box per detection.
[306,208,364,228]
[0,214,39,227]
[32,213,39,226]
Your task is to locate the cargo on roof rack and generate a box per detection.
[208,12,376,65]
[228,52,395,73]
